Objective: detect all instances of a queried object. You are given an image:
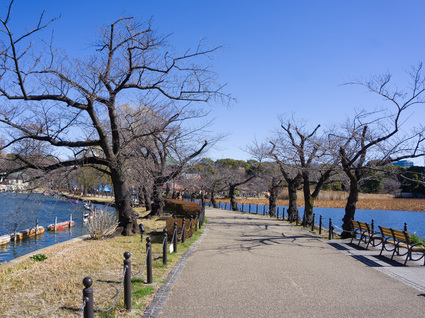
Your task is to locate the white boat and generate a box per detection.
[0,234,10,246]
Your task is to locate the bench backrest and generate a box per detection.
[391,228,410,244]
[379,226,392,238]
[351,219,360,229]
[358,221,372,233]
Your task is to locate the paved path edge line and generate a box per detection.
[142,222,210,318]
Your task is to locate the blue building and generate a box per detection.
[393,160,414,168]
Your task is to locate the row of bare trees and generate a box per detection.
[0,1,230,235]
[190,66,425,237]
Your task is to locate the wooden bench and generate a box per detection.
[379,226,425,265]
[350,220,382,249]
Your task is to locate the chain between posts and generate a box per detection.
[77,297,87,318]
[93,266,127,313]
[154,236,166,260]
[132,252,149,279]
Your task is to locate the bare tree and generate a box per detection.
[215,159,257,211]
[0,2,230,235]
[337,65,425,238]
[247,141,284,217]
[276,120,339,226]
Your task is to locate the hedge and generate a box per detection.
[164,199,202,218]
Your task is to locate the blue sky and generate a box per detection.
[5,1,425,164]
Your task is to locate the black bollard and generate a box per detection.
[319,215,322,235]
[82,277,94,318]
[123,252,131,310]
[139,223,145,242]
[249,204,251,213]
[163,229,168,265]
[404,222,408,232]
[256,204,258,214]
[173,222,178,253]
[190,215,193,233]
[371,219,375,233]
[242,203,244,212]
[195,213,199,232]
[329,218,333,240]
[146,238,152,284]
[282,208,285,220]
[181,218,186,243]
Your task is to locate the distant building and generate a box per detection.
[393,160,414,168]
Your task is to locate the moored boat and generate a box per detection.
[11,226,45,240]
[47,220,75,231]
[0,234,10,245]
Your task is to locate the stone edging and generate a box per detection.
[142,222,210,318]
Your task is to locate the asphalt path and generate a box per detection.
[148,207,425,317]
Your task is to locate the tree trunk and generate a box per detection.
[287,178,301,222]
[229,185,239,211]
[268,183,279,218]
[341,178,359,238]
[302,179,314,227]
[110,168,138,236]
[142,185,152,211]
[150,181,164,216]
[210,191,218,208]
[200,191,205,207]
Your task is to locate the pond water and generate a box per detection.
[210,201,425,238]
[0,193,115,264]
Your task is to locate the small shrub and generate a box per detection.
[410,232,425,246]
[87,210,118,240]
[30,253,47,262]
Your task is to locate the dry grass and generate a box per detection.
[0,204,201,317]
[218,191,425,212]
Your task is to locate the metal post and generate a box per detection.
[190,215,193,233]
[173,222,178,253]
[123,252,131,310]
[181,218,186,243]
[163,229,168,265]
[371,219,375,233]
[329,218,333,240]
[242,203,244,212]
[146,238,153,284]
[256,204,258,214]
[195,213,198,232]
[311,214,315,231]
[319,215,322,235]
[82,277,94,318]
[282,208,285,220]
[249,204,251,213]
[13,223,17,243]
[404,223,408,232]
[263,205,266,215]
[296,216,298,226]
[54,216,57,232]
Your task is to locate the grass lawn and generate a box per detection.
[0,204,205,317]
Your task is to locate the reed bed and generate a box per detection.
[217,191,425,212]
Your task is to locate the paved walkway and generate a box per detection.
[145,207,425,317]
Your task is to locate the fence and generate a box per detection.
[77,207,205,317]
[204,201,412,241]
[203,201,340,239]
